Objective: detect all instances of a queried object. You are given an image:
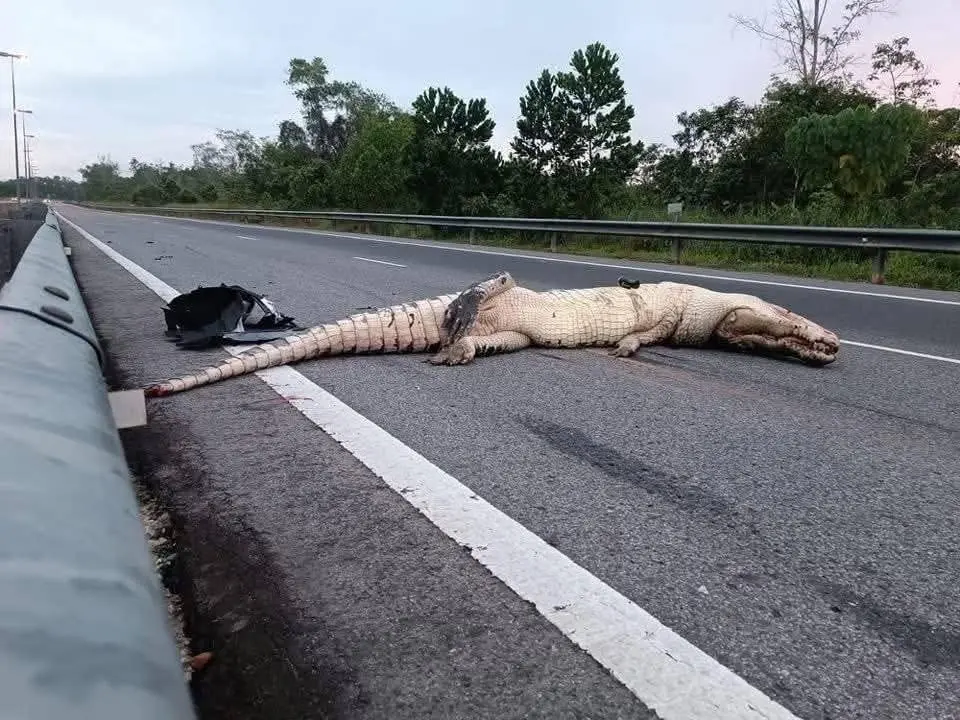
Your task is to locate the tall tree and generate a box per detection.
[285,57,397,160]
[735,78,878,205]
[277,120,310,152]
[190,129,261,174]
[78,157,126,202]
[509,69,579,215]
[732,0,893,87]
[510,42,642,217]
[406,86,502,215]
[785,102,923,202]
[332,110,416,211]
[867,36,941,106]
[511,70,578,175]
[556,42,643,215]
[659,97,758,206]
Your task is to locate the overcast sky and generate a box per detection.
[2,0,957,181]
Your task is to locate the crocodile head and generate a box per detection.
[712,299,840,366]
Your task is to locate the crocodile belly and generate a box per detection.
[526,307,636,347]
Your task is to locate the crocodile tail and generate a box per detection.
[144,294,458,397]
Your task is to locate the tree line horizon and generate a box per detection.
[5,0,959,243]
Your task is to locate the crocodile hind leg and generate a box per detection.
[440,271,517,345]
[428,331,531,365]
[609,313,680,357]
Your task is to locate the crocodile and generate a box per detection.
[143,270,839,397]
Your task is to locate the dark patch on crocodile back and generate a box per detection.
[440,271,514,344]
[441,288,483,344]
[628,291,645,319]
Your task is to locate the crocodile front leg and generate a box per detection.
[428,331,531,365]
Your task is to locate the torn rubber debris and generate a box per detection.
[162,283,303,349]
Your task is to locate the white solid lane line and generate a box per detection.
[841,340,960,365]
[84,206,960,307]
[57,211,803,720]
[61,215,179,303]
[352,256,407,268]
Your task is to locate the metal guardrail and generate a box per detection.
[80,203,960,284]
[0,211,197,719]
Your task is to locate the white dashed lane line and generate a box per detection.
[352,256,407,268]
[103,207,960,307]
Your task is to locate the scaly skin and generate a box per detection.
[144,270,839,397]
[144,292,461,396]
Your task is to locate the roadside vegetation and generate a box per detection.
[7,0,960,289]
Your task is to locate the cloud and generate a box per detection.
[0,0,956,181]
[6,2,233,81]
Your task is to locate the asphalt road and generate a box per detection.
[59,204,959,720]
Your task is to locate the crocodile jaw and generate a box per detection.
[712,301,840,366]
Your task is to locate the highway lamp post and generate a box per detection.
[17,108,32,196]
[24,133,35,200]
[0,50,25,204]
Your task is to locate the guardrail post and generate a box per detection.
[871,249,887,284]
[550,232,558,252]
[671,238,683,264]
[469,228,475,245]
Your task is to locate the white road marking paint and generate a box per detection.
[352,256,407,268]
[236,234,259,240]
[320,231,960,308]
[57,208,803,720]
[59,214,179,302]
[841,340,960,365]
[83,205,960,307]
